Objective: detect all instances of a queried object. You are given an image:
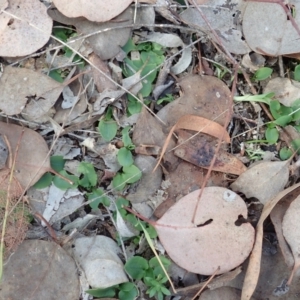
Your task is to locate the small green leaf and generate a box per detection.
[119,282,138,300]
[78,162,97,188]
[265,127,279,144]
[86,287,116,297]
[294,65,300,82]
[253,67,273,81]
[279,147,293,160]
[48,70,64,83]
[112,173,127,191]
[119,287,138,300]
[269,100,282,119]
[88,188,110,209]
[122,164,142,183]
[32,172,53,189]
[98,119,118,142]
[127,97,142,115]
[292,139,300,154]
[161,286,171,295]
[117,147,134,167]
[122,126,133,148]
[119,282,136,292]
[53,170,78,190]
[157,94,174,105]
[145,224,157,239]
[116,197,129,210]
[124,256,149,280]
[50,156,66,172]
[149,256,171,277]
[122,38,136,54]
[274,115,292,126]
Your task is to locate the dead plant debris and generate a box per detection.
[1,0,300,299]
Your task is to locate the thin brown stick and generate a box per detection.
[191,267,220,300]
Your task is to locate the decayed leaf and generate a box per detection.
[175,130,246,175]
[145,32,192,74]
[264,78,300,107]
[0,0,52,57]
[199,286,243,300]
[155,160,227,218]
[127,155,162,203]
[270,194,295,270]
[133,107,179,171]
[241,183,300,300]
[156,187,254,275]
[0,122,50,189]
[282,194,300,285]
[0,0,9,36]
[0,66,63,118]
[89,53,117,93]
[230,161,289,205]
[180,1,249,55]
[156,75,231,128]
[154,114,230,172]
[0,240,80,299]
[48,7,133,61]
[243,1,300,56]
[73,236,128,288]
[53,0,132,22]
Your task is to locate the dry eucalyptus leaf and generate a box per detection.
[127,155,162,203]
[175,267,242,297]
[199,286,243,300]
[0,0,52,57]
[89,53,117,93]
[156,75,230,128]
[241,183,300,300]
[270,193,296,270]
[132,107,179,171]
[53,0,132,22]
[264,78,300,107]
[230,161,289,205]
[156,187,254,275]
[0,0,9,36]
[243,1,300,56]
[73,236,128,288]
[180,1,249,55]
[75,8,132,60]
[48,7,133,60]
[0,122,50,189]
[0,240,80,300]
[175,130,247,175]
[282,194,300,285]
[0,66,63,117]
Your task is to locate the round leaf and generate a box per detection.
[53,170,78,190]
[253,67,273,81]
[50,156,66,173]
[33,172,53,189]
[124,256,149,280]
[117,148,134,167]
[98,119,118,142]
[122,165,142,184]
[155,187,254,275]
[280,147,293,160]
[265,127,279,144]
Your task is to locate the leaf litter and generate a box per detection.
[1,0,300,299]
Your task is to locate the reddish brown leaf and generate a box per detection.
[174,130,246,175]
